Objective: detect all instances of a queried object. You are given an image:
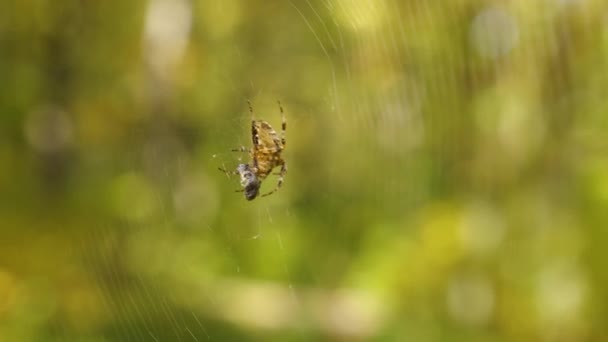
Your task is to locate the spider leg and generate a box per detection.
[248,100,256,145]
[278,100,286,148]
[247,100,254,119]
[261,161,287,197]
[249,100,259,170]
[218,167,238,177]
[231,146,250,153]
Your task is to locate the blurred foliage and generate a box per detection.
[2,0,608,341]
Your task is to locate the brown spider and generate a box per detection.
[219,101,287,200]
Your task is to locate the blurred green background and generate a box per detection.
[2,0,608,340]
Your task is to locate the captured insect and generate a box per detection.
[219,101,287,200]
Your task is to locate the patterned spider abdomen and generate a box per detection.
[251,120,285,179]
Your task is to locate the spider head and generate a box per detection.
[237,164,261,200]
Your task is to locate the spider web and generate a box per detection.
[3,0,607,340]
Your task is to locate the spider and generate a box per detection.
[219,101,287,200]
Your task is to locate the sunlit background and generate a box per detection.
[2,0,608,340]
